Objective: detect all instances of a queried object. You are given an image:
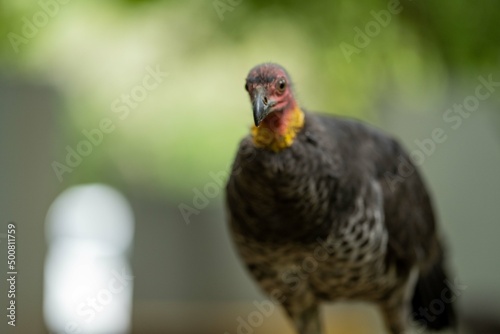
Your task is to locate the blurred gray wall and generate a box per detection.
[0,73,61,333]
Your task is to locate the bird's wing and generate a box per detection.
[375,141,441,270]
[317,113,441,269]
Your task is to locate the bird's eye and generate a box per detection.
[245,83,249,92]
[276,79,286,93]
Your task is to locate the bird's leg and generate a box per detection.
[380,267,419,334]
[380,301,410,334]
[289,305,323,334]
[382,305,407,334]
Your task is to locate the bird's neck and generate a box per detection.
[251,105,305,152]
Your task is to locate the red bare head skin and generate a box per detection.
[245,63,298,134]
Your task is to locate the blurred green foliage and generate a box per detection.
[0,0,498,197]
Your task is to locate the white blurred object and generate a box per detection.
[44,184,135,334]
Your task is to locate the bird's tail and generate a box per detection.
[411,258,457,331]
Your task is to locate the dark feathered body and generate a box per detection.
[226,110,455,333]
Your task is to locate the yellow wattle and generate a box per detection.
[251,106,305,152]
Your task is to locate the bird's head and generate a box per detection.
[245,63,304,152]
[245,63,296,127]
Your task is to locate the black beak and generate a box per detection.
[252,87,270,126]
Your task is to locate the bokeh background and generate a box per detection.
[1,0,500,333]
